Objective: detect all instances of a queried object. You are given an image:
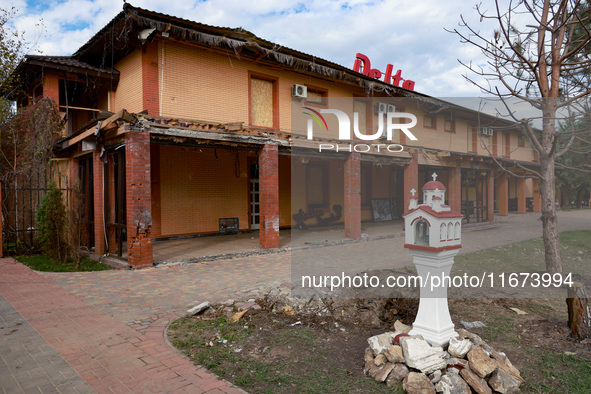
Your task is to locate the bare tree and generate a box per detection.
[449,0,591,275]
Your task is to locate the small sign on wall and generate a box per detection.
[219,218,239,234]
[371,199,393,222]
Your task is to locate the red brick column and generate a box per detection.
[0,183,3,257]
[498,172,509,216]
[517,177,526,214]
[487,171,495,222]
[404,151,419,212]
[448,160,461,213]
[142,42,159,116]
[344,152,361,240]
[259,144,280,249]
[126,131,153,268]
[107,160,117,254]
[93,151,106,256]
[533,178,542,213]
[42,71,60,103]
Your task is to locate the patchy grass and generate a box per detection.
[16,255,115,272]
[452,230,591,292]
[169,313,401,394]
[522,350,591,393]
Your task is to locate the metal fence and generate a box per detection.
[1,169,70,254]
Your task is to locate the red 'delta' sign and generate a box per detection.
[353,53,415,91]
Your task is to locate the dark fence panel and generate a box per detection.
[1,169,70,254]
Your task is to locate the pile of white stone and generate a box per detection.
[364,321,523,393]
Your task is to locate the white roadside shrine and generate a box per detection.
[403,173,463,346]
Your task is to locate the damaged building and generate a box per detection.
[9,4,542,268]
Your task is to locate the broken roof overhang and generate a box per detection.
[5,55,120,100]
[55,110,292,153]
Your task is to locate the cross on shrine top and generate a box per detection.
[432,173,438,181]
[410,188,416,197]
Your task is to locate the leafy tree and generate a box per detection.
[450,0,591,275]
[36,180,68,263]
[0,7,25,122]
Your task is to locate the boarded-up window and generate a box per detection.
[424,114,436,129]
[307,90,325,105]
[251,77,274,127]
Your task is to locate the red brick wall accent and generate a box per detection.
[344,152,361,240]
[533,178,541,213]
[43,72,60,103]
[142,42,159,115]
[93,151,105,256]
[259,144,280,249]
[487,171,495,222]
[517,177,526,214]
[498,172,509,216]
[447,160,461,213]
[404,151,419,212]
[107,159,117,254]
[126,131,153,268]
[0,184,3,257]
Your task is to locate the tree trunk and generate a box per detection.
[539,154,563,275]
[575,189,583,210]
[567,282,591,338]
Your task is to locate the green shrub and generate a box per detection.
[36,180,68,262]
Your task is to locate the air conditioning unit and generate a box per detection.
[479,127,493,136]
[374,102,387,114]
[292,84,307,98]
[387,104,396,113]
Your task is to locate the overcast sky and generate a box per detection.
[1,0,508,98]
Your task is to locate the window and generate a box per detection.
[414,219,429,246]
[249,74,278,128]
[518,134,525,148]
[423,114,437,129]
[305,86,328,106]
[444,117,455,133]
[504,132,511,157]
[492,132,498,156]
[470,126,478,153]
[306,164,329,210]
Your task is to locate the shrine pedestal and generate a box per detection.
[408,249,459,346]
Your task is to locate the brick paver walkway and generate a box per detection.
[0,259,245,393]
[0,210,589,392]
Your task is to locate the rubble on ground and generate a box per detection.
[364,323,522,393]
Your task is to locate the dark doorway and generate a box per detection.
[461,169,489,223]
[78,155,94,248]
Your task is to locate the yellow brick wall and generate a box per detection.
[157,40,353,130]
[113,50,143,113]
[158,145,249,236]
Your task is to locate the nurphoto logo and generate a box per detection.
[302,106,418,153]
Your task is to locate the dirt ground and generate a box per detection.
[168,293,591,393]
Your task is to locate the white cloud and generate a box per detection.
[1,0,518,97]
